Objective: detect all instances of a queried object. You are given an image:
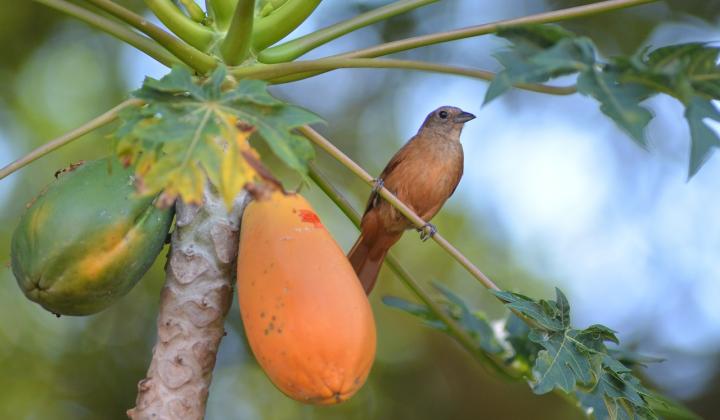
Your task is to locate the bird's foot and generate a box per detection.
[371,177,384,193]
[418,223,437,242]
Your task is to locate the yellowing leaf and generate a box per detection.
[114,65,322,207]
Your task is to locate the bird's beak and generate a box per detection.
[454,111,476,123]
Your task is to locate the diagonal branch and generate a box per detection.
[0,99,143,181]
[34,0,179,67]
[299,125,501,292]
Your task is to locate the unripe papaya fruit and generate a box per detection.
[11,157,174,316]
[237,191,376,405]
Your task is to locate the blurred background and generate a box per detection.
[2,0,720,419]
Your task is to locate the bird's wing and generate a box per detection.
[447,147,464,197]
[363,138,414,215]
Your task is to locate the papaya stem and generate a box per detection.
[0,99,143,181]
[128,184,249,418]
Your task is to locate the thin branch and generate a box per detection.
[252,0,322,51]
[145,0,217,51]
[334,0,659,60]
[34,0,179,67]
[231,57,577,95]
[308,164,516,378]
[220,0,255,65]
[258,0,440,63]
[299,126,501,292]
[0,99,143,181]
[87,0,217,73]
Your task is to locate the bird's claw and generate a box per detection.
[372,178,384,193]
[418,223,437,241]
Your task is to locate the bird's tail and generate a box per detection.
[348,231,402,294]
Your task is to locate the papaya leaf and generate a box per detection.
[386,282,691,419]
[684,97,720,178]
[382,284,504,354]
[488,25,720,178]
[485,25,595,103]
[114,65,322,206]
[577,69,654,147]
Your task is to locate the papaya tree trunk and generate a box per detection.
[127,183,249,419]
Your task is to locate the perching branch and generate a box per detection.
[0,99,143,181]
[87,0,217,73]
[220,0,255,65]
[34,0,179,67]
[257,0,440,63]
[128,183,249,419]
[299,126,501,292]
[231,57,577,95]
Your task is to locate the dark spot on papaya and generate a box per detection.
[271,315,276,321]
[268,322,274,331]
[260,311,265,318]
[264,329,269,336]
[354,377,360,385]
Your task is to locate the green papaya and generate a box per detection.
[11,157,174,316]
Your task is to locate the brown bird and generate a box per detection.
[348,106,475,294]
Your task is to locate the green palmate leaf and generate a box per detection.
[647,392,703,420]
[493,288,568,331]
[488,25,720,178]
[387,282,689,419]
[382,286,504,354]
[485,25,595,103]
[114,65,322,206]
[577,69,654,146]
[504,314,542,370]
[684,97,720,178]
[493,287,665,419]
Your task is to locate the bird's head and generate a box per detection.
[419,106,476,137]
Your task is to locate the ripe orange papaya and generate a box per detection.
[237,191,376,405]
[11,157,174,316]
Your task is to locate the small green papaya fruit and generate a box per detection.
[11,157,174,316]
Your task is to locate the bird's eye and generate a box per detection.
[438,110,448,119]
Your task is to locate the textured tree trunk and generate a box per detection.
[128,184,249,419]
